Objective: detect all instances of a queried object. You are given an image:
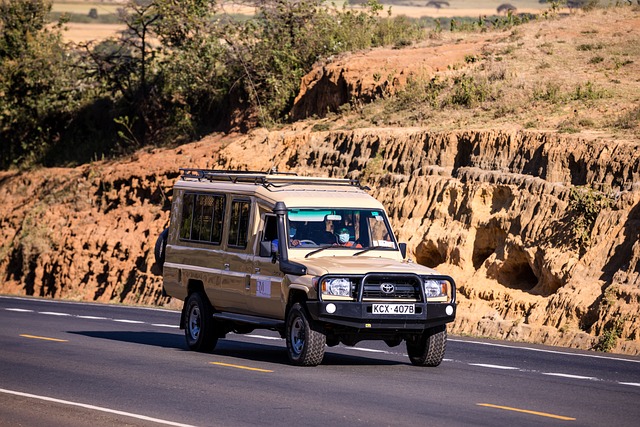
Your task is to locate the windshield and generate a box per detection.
[286,208,397,250]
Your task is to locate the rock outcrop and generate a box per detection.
[1,127,638,354]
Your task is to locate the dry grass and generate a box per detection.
[334,5,640,141]
[52,0,123,14]
[55,0,552,43]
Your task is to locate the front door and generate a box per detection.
[249,213,285,319]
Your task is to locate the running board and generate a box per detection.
[213,312,285,329]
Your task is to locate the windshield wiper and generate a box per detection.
[353,246,396,256]
[304,245,351,258]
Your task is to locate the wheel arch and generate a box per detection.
[286,288,308,315]
[180,279,206,329]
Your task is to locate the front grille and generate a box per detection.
[361,275,422,301]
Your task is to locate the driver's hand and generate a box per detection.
[291,239,300,247]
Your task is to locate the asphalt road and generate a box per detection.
[1,295,639,427]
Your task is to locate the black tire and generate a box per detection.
[154,228,169,267]
[406,325,447,367]
[286,302,326,366]
[184,292,218,352]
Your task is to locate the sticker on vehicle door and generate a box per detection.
[257,280,271,298]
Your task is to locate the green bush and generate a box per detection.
[571,81,608,101]
[448,74,489,107]
[614,106,640,129]
[0,0,96,168]
[593,317,623,353]
[568,185,613,249]
[532,81,563,103]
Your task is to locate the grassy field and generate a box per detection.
[51,0,550,15]
[335,4,640,142]
[52,1,122,15]
[51,0,560,43]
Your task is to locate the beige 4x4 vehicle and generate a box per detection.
[159,169,456,366]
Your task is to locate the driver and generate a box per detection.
[289,225,300,247]
[272,225,300,252]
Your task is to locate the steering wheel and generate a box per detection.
[297,239,317,246]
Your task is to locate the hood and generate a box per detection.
[292,254,440,277]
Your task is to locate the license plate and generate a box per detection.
[372,304,415,315]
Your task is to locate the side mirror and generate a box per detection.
[399,242,407,259]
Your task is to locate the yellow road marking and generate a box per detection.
[477,403,576,421]
[210,362,273,373]
[20,334,68,343]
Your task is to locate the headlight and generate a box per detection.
[423,279,449,301]
[322,278,353,297]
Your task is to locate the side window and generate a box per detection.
[193,195,213,241]
[367,214,394,248]
[210,196,225,243]
[180,193,225,244]
[262,215,278,242]
[180,193,195,240]
[228,199,251,248]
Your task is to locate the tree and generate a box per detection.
[0,0,50,59]
[0,0,87,168]
[80,0,231,146]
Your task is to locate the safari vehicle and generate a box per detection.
[159,169,456,366]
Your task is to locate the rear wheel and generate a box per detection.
[406,325,447,367]
[184,292,218,352]
[286,303,326,366]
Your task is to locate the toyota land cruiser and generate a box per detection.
[159,169,456,366]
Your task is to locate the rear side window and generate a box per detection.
[228,199,251,248]
[180,193,225,244]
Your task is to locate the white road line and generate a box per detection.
[5,305,173,328]
[450,338,640,364]
[618,382,640,387]
[0,295,178,313]
[0,388,198,427]
[542,372,598,381]
[469,363,520,370]
[152,324,179,328]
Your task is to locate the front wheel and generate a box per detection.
[406,325,447,367]
[286,302,326,366]
[184,292,218,352]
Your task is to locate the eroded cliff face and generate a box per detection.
[3,127,637,353]
[217,128,640,354]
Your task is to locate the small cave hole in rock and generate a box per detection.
[472,225,506,269]
[415,240,445,268]
[497,248,538,292]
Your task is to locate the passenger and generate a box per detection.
[335,228,362,248]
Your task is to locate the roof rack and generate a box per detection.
[179,168,365,189]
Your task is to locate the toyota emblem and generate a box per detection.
[380,283,395,294]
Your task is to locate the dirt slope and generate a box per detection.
[1,5,639,354]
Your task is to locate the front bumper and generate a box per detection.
[306,301,456,331]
